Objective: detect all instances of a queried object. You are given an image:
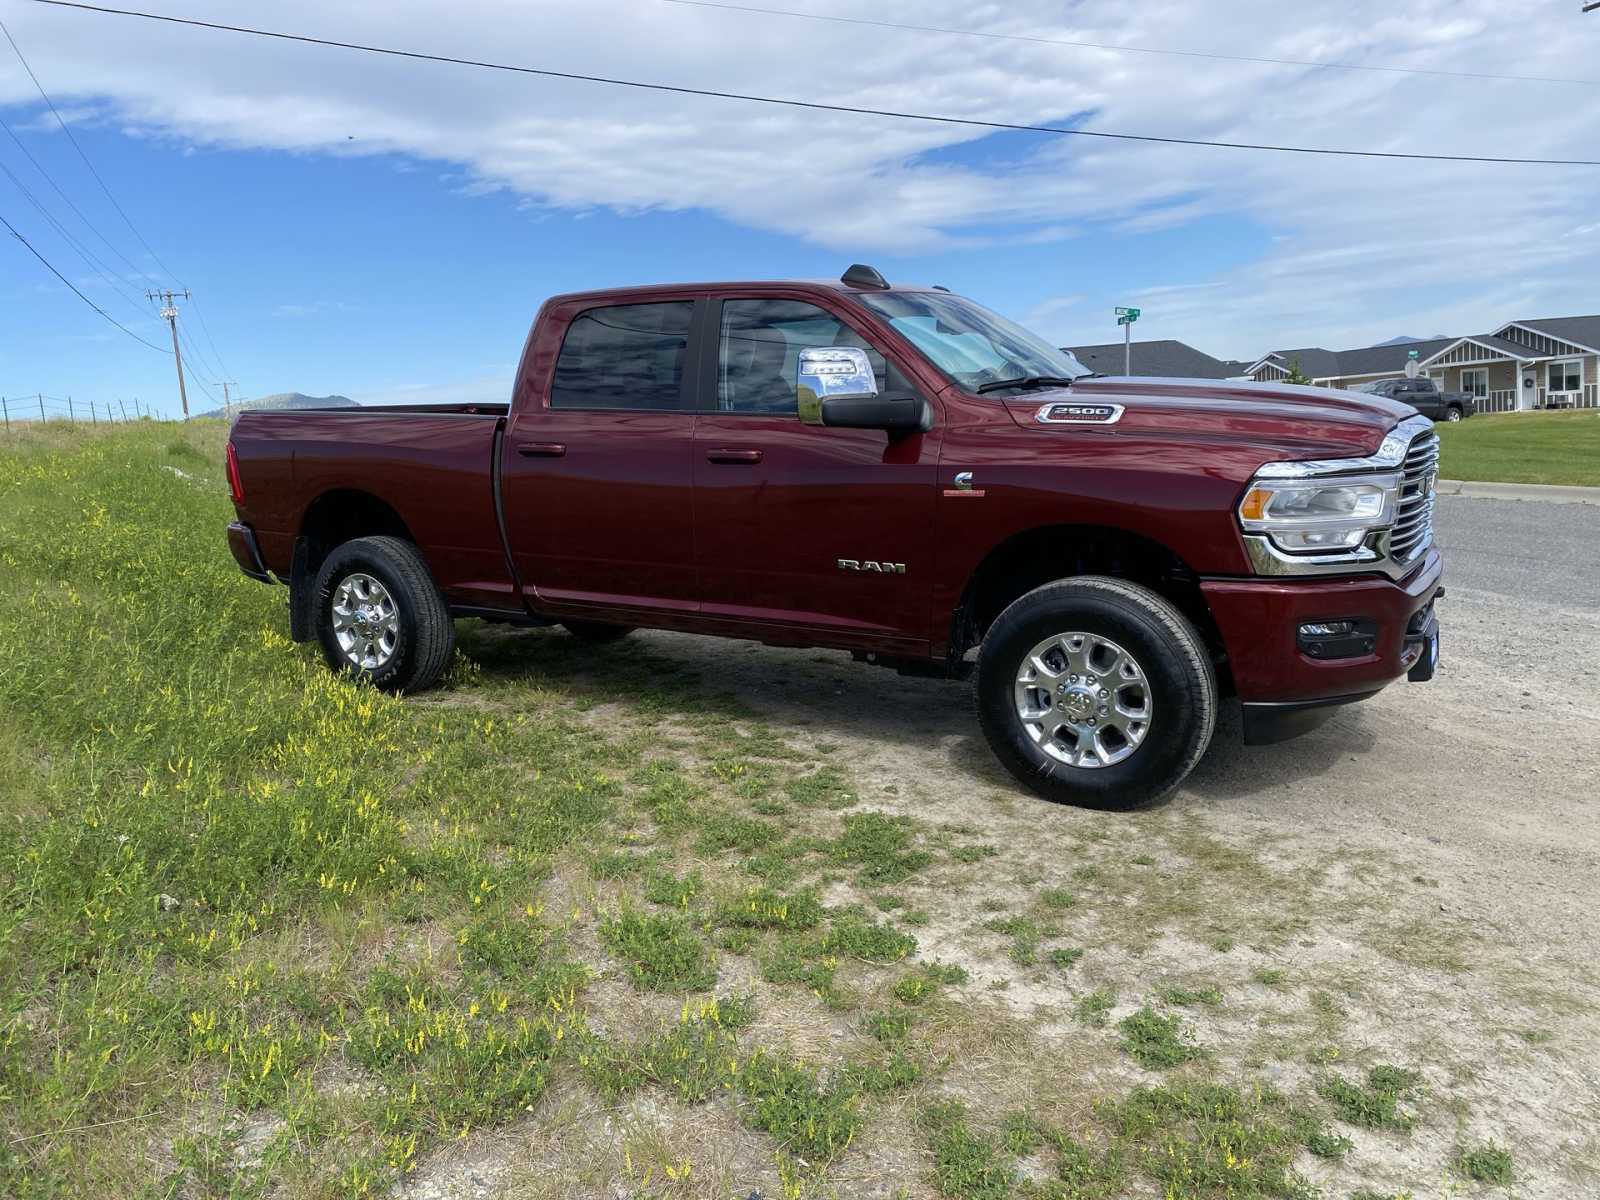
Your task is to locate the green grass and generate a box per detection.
[1076,987,1117,1027]
[1435,409,1600,487]
[598,908,717,992]
[1119,1006,1205,1069]
[1316,1064,1424,1132]
[1456,1142,1515,1186]
[920,1101,1015,1200]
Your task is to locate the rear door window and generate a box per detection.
[550,301,694,410]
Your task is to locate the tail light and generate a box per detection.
[225,441,245,504]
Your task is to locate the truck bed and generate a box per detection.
[229,404,518,614]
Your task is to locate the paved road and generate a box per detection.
[1434,495,1600,609]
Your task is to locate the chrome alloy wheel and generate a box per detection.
[331,572,399,670]
[1013,631,1153,768]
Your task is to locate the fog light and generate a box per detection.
[1296,618,1377,660]
[1299,621,1354,637]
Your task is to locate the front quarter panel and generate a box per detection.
[931,390,1264,649]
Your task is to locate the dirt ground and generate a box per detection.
[389,496,1600,1200]
[646,578,1600,965]
[535,565,1597,1198]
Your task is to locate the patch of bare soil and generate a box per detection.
[395,576,1598,1199]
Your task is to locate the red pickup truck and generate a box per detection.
[226,265,1442,808]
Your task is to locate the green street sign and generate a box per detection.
[1115,306,1141,320]
[1116,317,1131,326]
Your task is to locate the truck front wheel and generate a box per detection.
[312,536,456,693]
[975,577,1216,809]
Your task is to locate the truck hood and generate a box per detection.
[1000,376,1415,463]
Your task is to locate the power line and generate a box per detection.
[3,12,238,379]
[0,138,160,322]
[0,210,171,352]
[1,15,175,283]
[0,100,159,301]
[186,296,234,381]
[27,1,1600,168]
[659,0,1600,89]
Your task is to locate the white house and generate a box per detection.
[1244,315,1600,413]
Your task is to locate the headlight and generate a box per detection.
[1238,473,1400,555]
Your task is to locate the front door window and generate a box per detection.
[715,298,899,414]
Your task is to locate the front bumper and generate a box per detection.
[226,521,275,584]
[1202,545,1442,714]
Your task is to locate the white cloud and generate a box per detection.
[3,0,1598,359]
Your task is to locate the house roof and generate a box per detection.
[1255,335,1515,380]
[1506,316,1600,353]
[1256,348,1342,378]
[1421,334,1537,365]
[1331,337,1455,377]
[1242,313,1600,384]
[1064,339,1243,378]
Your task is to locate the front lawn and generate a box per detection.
[1435,409,1600,487]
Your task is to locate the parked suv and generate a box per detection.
[225,266,1442,808]
[1352,376,1474,422]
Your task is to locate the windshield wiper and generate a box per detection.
[974,375,1079,394]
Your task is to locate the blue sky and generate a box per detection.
[2,0,1598,419]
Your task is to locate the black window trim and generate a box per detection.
[547,296,704,414]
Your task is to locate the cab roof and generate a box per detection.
[545,265,945,307]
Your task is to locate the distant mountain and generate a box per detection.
[1374,335,1449,347]
[200,392,357,418]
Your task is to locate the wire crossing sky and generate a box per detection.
[28,0,1600,167]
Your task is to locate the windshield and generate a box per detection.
[856,291,1092,393]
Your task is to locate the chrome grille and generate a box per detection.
[1387,428,1439,564]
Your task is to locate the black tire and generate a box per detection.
[1444,406,1463,422]
[975,576,1216,809]
[312,535,455,693]
[561,620,635,643]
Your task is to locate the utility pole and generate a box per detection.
[39,394,45,423]
[147,289,193,418]
[119,399,128,422]
[67,395,74,423]
[220,380,239,417]
[2,397,8,434]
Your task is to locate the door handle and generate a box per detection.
[706,448,763,464]
[516,442,566,458]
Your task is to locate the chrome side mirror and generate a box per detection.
[797,346,877,426]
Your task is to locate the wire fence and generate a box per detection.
[0,393,158,431]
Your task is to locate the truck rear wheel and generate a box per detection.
[562,620,635,643]
[312,536,455,693]
[975,577,1216,809]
